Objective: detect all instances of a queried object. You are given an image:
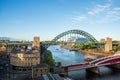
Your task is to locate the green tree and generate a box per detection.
[44,50,56,67]
[73,43,98,50]
[112,46,120,52]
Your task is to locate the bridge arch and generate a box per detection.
[51,29,103,50]
[52,29,97,42]
[95,56,120,65]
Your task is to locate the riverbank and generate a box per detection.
[67,48,115,57]
[78,50,114,57]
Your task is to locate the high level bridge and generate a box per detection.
[42,29,104,50]
[0,29,105,50]
[0,29,117,51]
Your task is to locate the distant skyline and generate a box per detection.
[0,0,120,41]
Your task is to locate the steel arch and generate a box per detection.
[52,29,97,42]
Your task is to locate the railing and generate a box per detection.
[65,56,120,71]
[90,56,114,64]
[95,56,120,65]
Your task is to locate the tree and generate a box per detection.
[112,46,120,52]
[73,43,98,50]
[44,50,56,67]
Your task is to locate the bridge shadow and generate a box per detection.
[86,67,120,80]
[107,66,120,74]
[86,70,100,80]
[66,67,120,80]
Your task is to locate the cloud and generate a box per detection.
[113,8,120,11]
[72,15,86,22]
[71,0,120,24]
[100,7,120,23]
[88,3,111,15]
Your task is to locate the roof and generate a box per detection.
[32,63,48,68]
[11,48,39,54]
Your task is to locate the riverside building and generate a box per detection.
[10,37,40,71]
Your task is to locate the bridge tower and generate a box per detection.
[100,38,106,50]
[105,37,112,52]
[32,36,40,48]
[100,37,112,51]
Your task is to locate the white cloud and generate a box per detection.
[88,3,111,15]
[72,15,86,22]
[100,8,120,23]
[113,8,120,11]
[71,0,120,24]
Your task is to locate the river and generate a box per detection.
[48,45,120,80]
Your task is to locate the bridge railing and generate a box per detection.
[95,56,120,65]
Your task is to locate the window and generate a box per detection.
[34,74,37,77]
[40,69,42,72]
[25,63,26,66]
[28,62,30,66]
[45,69,47,72]
[36,69,38,72]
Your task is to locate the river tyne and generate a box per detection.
[48,45,120,80]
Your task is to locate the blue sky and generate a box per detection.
[0,0,120,41]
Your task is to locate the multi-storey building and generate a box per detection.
[32,63,49,78]
[10,37,40,71]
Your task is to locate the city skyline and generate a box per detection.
[0,0,120,41]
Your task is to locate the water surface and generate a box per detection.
[48,45,120,80]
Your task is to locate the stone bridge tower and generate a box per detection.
[100,37,112,52]
[105,37,112,52]
[32,37,40,48]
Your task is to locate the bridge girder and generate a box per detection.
[51,29,103,50]
[52,29,97,42]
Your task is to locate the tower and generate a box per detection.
[32,37,40,48]
[100,37,112,52]
[100,38,106,50]
[105,37,112,52]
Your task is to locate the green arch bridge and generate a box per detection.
[41,29,104,50]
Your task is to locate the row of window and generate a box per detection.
[35,68,48,72]
[11,57,40,61]
[12,61,39,66]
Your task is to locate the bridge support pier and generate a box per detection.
[86,67,100,74]
[56,67,68,77]
[63,67,68,76]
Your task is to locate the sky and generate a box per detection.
[0,0,120,41]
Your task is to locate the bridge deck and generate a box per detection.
[62,56,120,72]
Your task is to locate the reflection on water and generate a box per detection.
[48,45,120,80]
[48,45,84,65]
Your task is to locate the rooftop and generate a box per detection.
[32,63,48,68]
[11,46,39,54]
